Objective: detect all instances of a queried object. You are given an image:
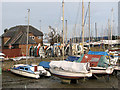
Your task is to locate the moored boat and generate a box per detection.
[90,66,113,75]
[10,64,51,79]
[49,61,92,79]
[76,53,114,75]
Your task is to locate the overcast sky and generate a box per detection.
[1,1,118,39]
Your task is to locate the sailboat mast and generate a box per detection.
[111,8,113,41]
[26,9,30,64]
[82,0,84,54]
[40,20,41,31]
[74,24,76,43]
[95,22,98,41]
[62,0,65,60]
[108,19,110,49]
[88,2,90,50]
[65,20,67,44]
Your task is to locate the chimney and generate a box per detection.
[4,29,8,33]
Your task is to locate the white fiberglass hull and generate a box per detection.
[10,69,40,79]
[113,66,120,71]
[50,68,92,79]
[90,67,114,75]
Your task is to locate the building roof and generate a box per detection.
[2,25,43,37]
[2,25,43,46]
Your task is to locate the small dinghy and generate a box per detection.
[10,64,51,79]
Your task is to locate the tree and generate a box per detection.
[45,26,62,45]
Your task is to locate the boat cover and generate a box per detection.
[49,61,89,73]
[76,54,109,68]
[38,61,50,69]
[65,56,80,62]
[88,51,109,56]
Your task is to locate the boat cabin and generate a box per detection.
[13,64,39,73]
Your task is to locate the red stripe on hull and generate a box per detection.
[52,73,83,79]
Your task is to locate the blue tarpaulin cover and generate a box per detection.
[38,61,50,69]
[65,56,80,62]
[88,51,109,56]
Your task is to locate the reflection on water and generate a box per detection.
[2,71,118,88]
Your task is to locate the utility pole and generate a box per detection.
[62,0,65,60]
[82,0,84,54]
[88,2,90,50]
[108,19,111,65]
[26,9,30,64]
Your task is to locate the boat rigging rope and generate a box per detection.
[72,2,81,40]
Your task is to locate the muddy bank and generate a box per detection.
[2,56,67,71]
[2,71,118,88]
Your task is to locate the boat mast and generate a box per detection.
[40,20,41,31]
[111,8,113,44]
[62,0,65,60]
[108,19,110,50]
[65,20,67,44]
[88,2,90,50]
[26,9,30,64]
[82,0,84,54]
[95,22,97,42]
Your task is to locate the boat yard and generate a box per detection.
[1,48,120,88]
[1,0,120,89]
[1,53,120,88]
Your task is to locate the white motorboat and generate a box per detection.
[49,61,92,79]
[90,66,114,75]
[10,64,51,79]
[113,65,120,71]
